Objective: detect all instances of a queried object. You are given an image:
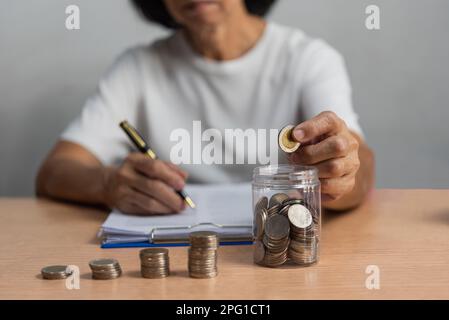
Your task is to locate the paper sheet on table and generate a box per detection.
[100,183,253,244]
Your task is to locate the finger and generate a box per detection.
[320,174,356,201]
[314,158,351,179]
[115,198,142,215]
[127,188,174,215]
[131,177,185,212]
[166,162,188,179]
[293,111,344,143]
[291,135,350,165]
[128,155,185,190]
[114,186,171,215]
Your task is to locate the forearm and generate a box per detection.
[322,135,375,211]
[36,157,109,205]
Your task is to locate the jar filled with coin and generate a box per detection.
[252,165,320,268]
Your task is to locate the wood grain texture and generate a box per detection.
[1,189,449,300]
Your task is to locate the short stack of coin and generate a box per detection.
[188,231,219,278]
[140,248,170,278]
[89,258,122,280]
[253,193,319,267]
[41,265,71,280]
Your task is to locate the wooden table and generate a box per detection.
[1,189,449,300]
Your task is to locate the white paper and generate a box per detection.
[100,183,253,244]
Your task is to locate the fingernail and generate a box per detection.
[293,129,305,141]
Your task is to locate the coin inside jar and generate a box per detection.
[255,196,268,212]
[269,193,290,208]
[288,204,313,229]
[255,207,267,239]
[253,241,266,264]
[265,215,290,240]
[278,125,300,153]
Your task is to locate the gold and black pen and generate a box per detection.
[119,120,196,209]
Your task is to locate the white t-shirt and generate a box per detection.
[62,22,363,183]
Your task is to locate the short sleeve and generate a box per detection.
[61,48,143,165]
[299,40,364,138]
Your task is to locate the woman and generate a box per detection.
[36,0,374,214]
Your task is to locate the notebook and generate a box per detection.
[99,183,254,248]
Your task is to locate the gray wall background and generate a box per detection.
[1,0,448,196]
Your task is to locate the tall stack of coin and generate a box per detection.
[41,265,71,280]
[262,214,290,267]
[253,193,319,267]
[287,203,317,265]
[89,258,122,280]
[140,248,170,278]
[188,231,219,278]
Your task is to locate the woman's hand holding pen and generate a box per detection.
[103,153,188,215]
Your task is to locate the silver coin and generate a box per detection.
[265,215,290,240]
[89,258,119,268]
[269,193,290,208]
[255,196,268,212]
[188,232,219,279]
[41,265,70,280]
[89,258,122,279]
[254,241,266,264]
[140,248,170,278]
[288,204,313,229]
[140,248,169,256]
[255,207,267,239]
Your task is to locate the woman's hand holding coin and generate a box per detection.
[287,111,361,203]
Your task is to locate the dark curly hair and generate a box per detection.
[131,0,277,29]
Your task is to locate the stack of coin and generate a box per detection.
[287,203,317,265]
[188,231,219,278]
[261,214,290,267]
[140,248,170,278]
[41,265,71,280]
[89,258,122,280]
[253,193,319,267]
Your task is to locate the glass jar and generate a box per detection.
[252,164,321,267]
